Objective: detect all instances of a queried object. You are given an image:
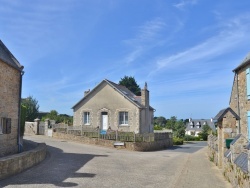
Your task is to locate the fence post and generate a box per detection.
[134,132,136,143]
[116,130,118,141]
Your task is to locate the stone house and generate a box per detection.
[230,51,250,140]
[185,118,216,136]
[72,79,154,134]
[0,40,24,157]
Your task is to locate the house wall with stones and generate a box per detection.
[0,60,20,157]
[73,82,142,133]
[230,65,250,139]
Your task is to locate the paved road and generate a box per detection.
[0,136,232,188]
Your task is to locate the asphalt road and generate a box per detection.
[0,136,231,188]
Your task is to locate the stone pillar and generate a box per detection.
[44,119,50,136]
[34,118,40,135]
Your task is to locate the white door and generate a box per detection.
[102,114,108,130]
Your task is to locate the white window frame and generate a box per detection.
[83,112,90,125]
[119,112,129,126]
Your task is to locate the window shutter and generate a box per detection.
[246,68,250,99]
[6,118,11,134]
[248,111,250,140]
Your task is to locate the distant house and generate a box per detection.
[230,51,250,140]
[72,79,154,134]
[185,118,216,137]
[0,40,24,156]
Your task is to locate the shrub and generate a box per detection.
[173,137,183,145]
[154,125,163,130]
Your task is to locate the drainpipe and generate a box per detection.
[18,68,24,153]
[236,72,241,133]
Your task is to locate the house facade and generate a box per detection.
[0,40,24,157]
[185,118,216,137]
[72,79,154,134]
[230,52,250,140]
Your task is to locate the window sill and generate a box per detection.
[119,124,129,127]
[84,124,91,126]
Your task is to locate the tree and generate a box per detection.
[119,76,141,95]
[154,116,167,127]
[198,124,212,141]
[21,96,39,121]
[173,120,186,138]
[166,116,177,130]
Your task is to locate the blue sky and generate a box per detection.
[1,0,250,119]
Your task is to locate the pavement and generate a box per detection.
[0,135,232,188]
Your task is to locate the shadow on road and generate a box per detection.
[0,140,108,187]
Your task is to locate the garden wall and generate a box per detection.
[52,132,173,151]
[0,143,47,180]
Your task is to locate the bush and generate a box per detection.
[184,135,201,141]
[154,125,163,130]
[173,137,183,145]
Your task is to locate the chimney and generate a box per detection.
[84,89,90,96]
[141,82,149,107]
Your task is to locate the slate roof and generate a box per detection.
[230,134,242,145]
[0,40,23,71]
[185,119,216,131]
[214,107,240,122]
[72,79,154,110]
[234,152,248,173]
[233,51,250,72]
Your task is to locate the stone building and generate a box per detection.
[230,51,250,139]
[0,40,24,157]
[72,79,154,134]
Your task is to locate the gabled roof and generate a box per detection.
[185,119,216,131]
[233,51,250,72]
[72,79,154,110]
[0,40,23,71]
[213,107,240,122]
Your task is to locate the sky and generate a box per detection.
[1,0,250,119]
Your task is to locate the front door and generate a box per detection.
[102,112,108,130]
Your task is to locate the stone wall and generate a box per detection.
[230,66,249,140]
[0,60,20,157]
[208,134,250,188]
[0,143,47,180]
[52,132,173,151]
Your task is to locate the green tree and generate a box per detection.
[173,120,186,138]
[198,124,212,141]
[119,76,141,95]
[154,116,167,127]
[21,96,39,121]
[166,116,177,130]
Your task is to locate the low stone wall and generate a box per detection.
[52,132,173,151]
[223,156,250,188]
[207,134,250,188]
[0,143,47,180]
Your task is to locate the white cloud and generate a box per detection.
[173,0,197,10]
[122,18,166,64]
[150,14,250,75]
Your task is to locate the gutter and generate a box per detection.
[236,72,241,133]
[18,68,24,153]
